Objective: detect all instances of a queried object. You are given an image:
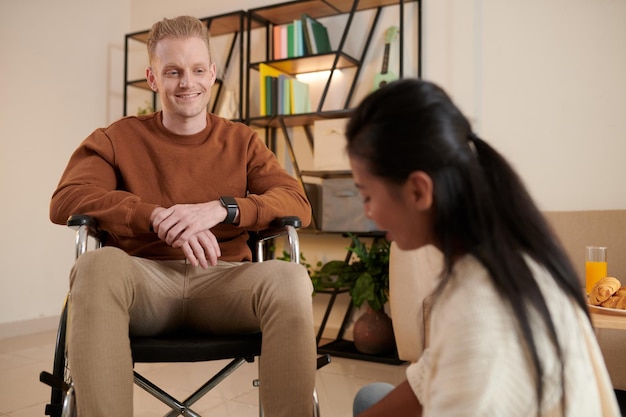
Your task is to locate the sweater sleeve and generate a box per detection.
[235,130,311,230]
[50,128,158,236]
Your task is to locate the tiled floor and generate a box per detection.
[0,331,407,416]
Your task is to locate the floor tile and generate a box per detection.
[0,331,408,417]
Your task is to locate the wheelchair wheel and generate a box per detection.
[40,296,76,417]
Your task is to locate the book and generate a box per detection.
[294,19,302,57]
[259,63,289,116]
[302,14,331,54]
[277,74,284,114]
[280,25,288,58]
[278,74,291,115]
[302,15,317,54]
[313,23,332,53]
[291,78,311,114]
[264,75,276,116]
[273,25,283,60]
[301,14,317,55]
[287,23,295,58]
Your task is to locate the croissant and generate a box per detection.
[615,286,626,297]
[589,276,621,306]
[601,295,626,310]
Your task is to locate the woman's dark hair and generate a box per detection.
[346,78,586,413]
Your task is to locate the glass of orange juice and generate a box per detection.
[586,246,608,294]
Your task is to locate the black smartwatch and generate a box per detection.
[219,196,238,224]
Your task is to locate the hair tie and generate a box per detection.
[468,132,479,156]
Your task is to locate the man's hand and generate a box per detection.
[151,201,227,268]
[177,229,221,269]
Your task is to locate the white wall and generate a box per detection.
[0,0,130,336]
[1,0,625,336]
[423,0,626,211]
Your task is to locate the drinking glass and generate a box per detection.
[586,246,608,294]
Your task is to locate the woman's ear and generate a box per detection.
[406,171,433,211]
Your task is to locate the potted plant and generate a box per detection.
[311,234,395,355]
[311,234,390,311]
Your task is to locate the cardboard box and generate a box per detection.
[305,178,378,232]
[313,118,351,171]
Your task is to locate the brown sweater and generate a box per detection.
[50,112,311,261]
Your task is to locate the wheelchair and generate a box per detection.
[40,214,330,417]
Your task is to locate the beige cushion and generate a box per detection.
[388,243,443,362]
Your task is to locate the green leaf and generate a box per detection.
[350,273,375,308]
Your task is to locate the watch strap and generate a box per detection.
[220,196,238,224]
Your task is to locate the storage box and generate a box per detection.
[305,178,378,232]
[313,118,351,171]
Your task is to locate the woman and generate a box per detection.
[346,79,619,416]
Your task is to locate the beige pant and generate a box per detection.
[68,246,316,417]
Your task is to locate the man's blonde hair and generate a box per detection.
[146,16,211,64]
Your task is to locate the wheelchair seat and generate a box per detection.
[40,214,330,417]
[130,332,262,363]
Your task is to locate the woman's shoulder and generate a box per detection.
[440,255,503,307]
[432,255,513,329]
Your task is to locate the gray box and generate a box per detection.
[305,178,378,232]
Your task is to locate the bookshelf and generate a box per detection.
[245,0,421,223]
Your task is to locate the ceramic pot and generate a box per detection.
[352,306,395,355]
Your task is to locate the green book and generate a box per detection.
[264,75,278,116]
[301,14,332,54]
[310,17,331,53]
[287,23,295,58]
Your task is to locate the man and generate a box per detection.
[50,15,316,417]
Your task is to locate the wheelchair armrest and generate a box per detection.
[270,216,302,229]
[251,216,302,264]
[254,216,301,241]
[67,214,100,235]
[67,214,103,259]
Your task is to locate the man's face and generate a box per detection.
[147,36,216,127]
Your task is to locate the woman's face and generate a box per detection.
[350,157,436,251]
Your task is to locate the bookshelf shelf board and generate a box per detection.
[318,339,405,365]
[205,13,263,36]
[250,1,340,25]
[251,52,359,75]
[127,12,262,44]
[300,170,352,178]
[250,0,417,24]
[248,109,352,128]
[326,0,417,13]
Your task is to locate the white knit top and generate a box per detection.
[406,254,619,416]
